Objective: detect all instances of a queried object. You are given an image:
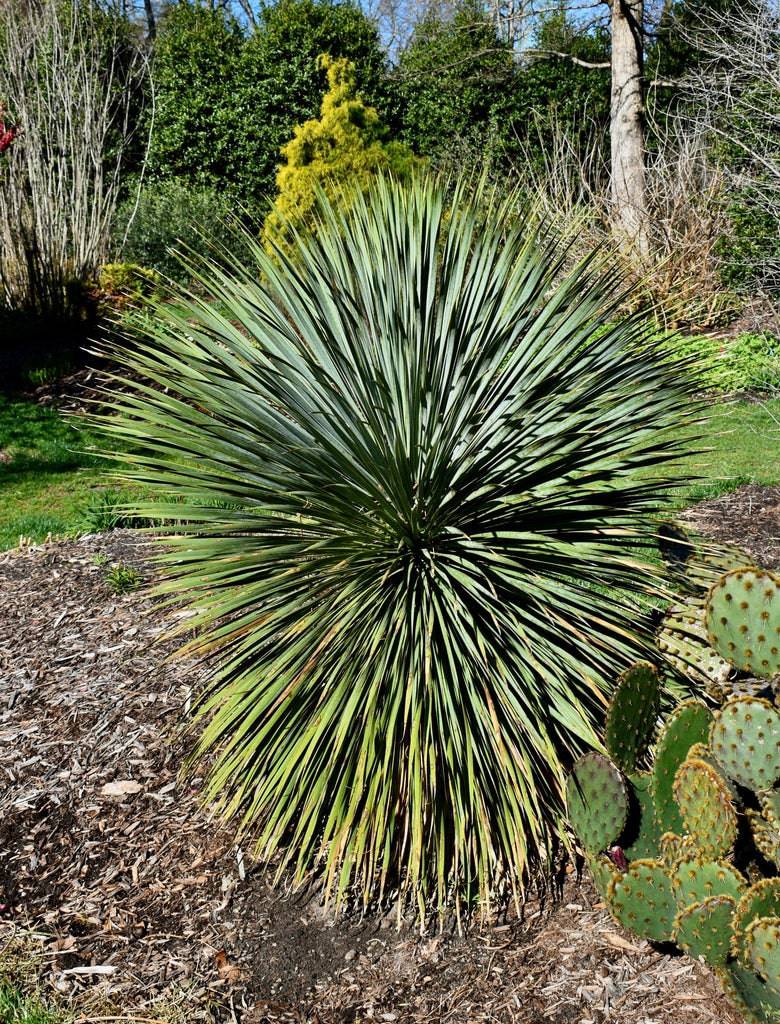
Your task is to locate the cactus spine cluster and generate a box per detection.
[567,539,780,1024]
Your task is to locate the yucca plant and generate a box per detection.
[94,175,697,917]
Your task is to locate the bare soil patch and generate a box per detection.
[679,483,780,568]
[0,533,740,1023]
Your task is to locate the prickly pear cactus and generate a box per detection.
[652,700,713,834]
[733,881,780,966]
[671,857,745,906]
[706,568,780,678]
[565,753,628,856]
[607,859,677,942]
[587,853,620,903]
[623,770,662,861]
[605,662,659,772]
[673,757,737,859]
[762,790,780,821]
[567,548,780,1024]
[753,791,780,872]
[658,602,733,690]
[709,696,780,793]
[674,895,736,966]
[749,809,780,870]
[747,916,780,994]
[719,961,780,1023]
[660,830,689,867]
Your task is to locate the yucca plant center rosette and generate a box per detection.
[94,176,696,915]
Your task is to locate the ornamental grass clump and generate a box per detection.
[94,175,696,916]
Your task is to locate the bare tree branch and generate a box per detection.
[671,0,780,288]
[524,48,610,68]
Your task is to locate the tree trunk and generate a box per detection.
[610,0,649,258]
[143,0,156,39]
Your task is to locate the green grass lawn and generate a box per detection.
[671,397,780,504]
[0,392,778,553]
[0,395,120,550]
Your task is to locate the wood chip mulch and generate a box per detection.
[679,483,780,568]
[0,532,742,1023]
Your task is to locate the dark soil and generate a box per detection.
[679,483,780,568]
[0,533,743,1023]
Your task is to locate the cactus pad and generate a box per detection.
[566,753,628,855]
[706,568,780,677]
[724,677,777,701]
[605,662,660,772]
[586,853,620,903]
[718,961,780,1023]
[674,895,736,966]
[685,742,737,793]
[623,771,662,861]
[672,757,738,859]
[733,879,780,966]
[653,701,713,834]
[672,857,745,906]
[761,789,780,822]
[709,697,780,793]
[606,858,677,943]
[749,810,780,870]
[747,916,780,993]
[658,602,732,687]
[659,831,699,867]
[660,831,685,867]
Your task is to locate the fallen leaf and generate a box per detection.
[100,781,142,797]
[602,931,644,954]
[48,937,78,953]
[61,965,117,976]
[214,949,241,984]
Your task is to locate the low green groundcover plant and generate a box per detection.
[94,175,697,915]
[661,331,780,393]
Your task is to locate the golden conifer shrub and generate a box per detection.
[262,55,419,255]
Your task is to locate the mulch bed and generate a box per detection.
[22,365,116,413]
[679,483,780,568]
[0,530,752,1024]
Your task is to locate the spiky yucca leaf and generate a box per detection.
[94,176,696,915]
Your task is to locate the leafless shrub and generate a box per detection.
[677,0,780,195]
[642,131,735,330]
[674,0,780,294]
[509,114,609,266]
[0,0,150,319]
[509,116,734,329]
